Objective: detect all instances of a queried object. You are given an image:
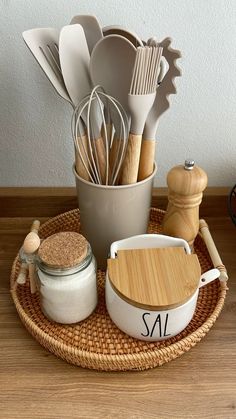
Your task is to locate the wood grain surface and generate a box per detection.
[0,186,230,217]
[0,192,236,419]
[162,164,208,245]
[108,248,200,308]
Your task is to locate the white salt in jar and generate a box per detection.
[36,232,97,324]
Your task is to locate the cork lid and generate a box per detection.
[38,232,88,269]
[107,247,201,309]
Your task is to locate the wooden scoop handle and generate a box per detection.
[30,220,40,234]
[16,262,28,285]
[138,138,156,181]
[199,219,228,283]
[120,133,142,184]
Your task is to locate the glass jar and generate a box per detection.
[35,232,97,324]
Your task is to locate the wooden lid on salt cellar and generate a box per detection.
[38,232,88,269]
[107,247,201,310]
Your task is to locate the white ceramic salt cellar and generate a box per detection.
[106,234,220,341]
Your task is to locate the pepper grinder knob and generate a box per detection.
[162,160,208,246]
[184,159,195,170]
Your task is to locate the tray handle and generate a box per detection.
[199,219,228,283]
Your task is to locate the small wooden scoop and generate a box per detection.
[17,220,40,294]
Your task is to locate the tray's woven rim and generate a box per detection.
[10,208,228,371]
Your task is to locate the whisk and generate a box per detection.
[71,86,129,185]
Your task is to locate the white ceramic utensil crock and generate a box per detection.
[105,234,220,341]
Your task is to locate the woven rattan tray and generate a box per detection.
[10,208,227,371]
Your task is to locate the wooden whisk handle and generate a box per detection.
[75,134,90,181]
[94,136,107,184]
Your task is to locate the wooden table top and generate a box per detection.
[1,210,236,418]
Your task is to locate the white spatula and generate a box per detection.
[59,24,106,182]
[70,15,103,54]
[59,24,91,107]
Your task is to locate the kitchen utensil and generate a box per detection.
[199,219,228,282]
[72,91,105,184]
[103,25,143,47]
[18,220,41,293]
[146,37,181,125]
[90,35,137,182]
[59,24,105,180]
[120,46,162,184]
[22,27,91,181]
[73,163,157,269]
[162,160,208,247]
[22,28,72,104]
[90,34,137,115]
[72,86,129,185]
[59,24,91,107]
[70,15,103,54]
[138,37,181,181]
[106,234,220,341]
[93,29,138,179]
[143,37,168,85]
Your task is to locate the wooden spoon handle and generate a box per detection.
[75,134,90,181]
[138,138,156,181]
[199,219,228,282]
[94,136,107,184]
[120,133,142,184]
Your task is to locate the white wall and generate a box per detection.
[0,0,236,187]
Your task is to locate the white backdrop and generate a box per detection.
[0,0,235,186]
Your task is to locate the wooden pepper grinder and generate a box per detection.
[162,160,208,247]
